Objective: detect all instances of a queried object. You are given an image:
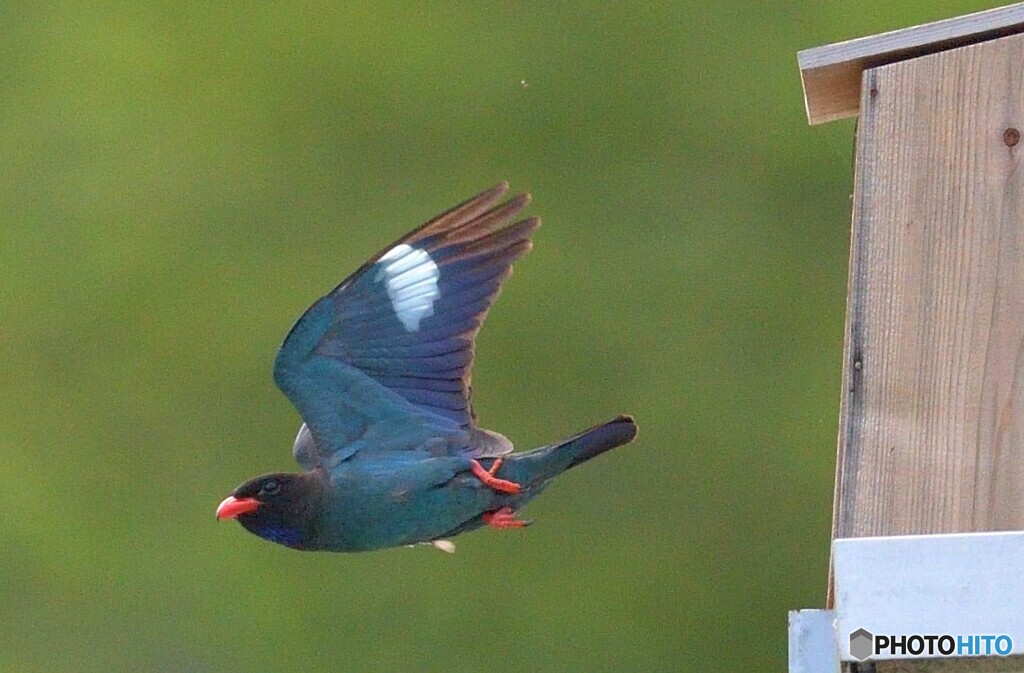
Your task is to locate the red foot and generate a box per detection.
[483,506,531,529]
[470,458,522,495]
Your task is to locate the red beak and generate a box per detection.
[216,495,260,520]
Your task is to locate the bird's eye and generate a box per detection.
[262,480,280,496]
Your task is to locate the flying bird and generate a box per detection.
[216,183,637,552]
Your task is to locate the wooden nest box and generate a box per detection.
[791,4,1024,670]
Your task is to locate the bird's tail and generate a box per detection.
[502,415,638,489]
[561,414,638,470]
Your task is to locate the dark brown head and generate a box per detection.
[216,472,326,549]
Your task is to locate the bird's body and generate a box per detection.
[233,417,636,552]
[217,183,636,552]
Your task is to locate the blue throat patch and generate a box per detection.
[253,524,305,548]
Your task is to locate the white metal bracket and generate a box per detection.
[789,531,1024,669]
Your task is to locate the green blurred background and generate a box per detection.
[0,2,1005,671]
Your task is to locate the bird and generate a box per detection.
[216,183,637,552]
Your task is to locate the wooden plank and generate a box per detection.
[799,3,1024,125]
[834,33,1024,546]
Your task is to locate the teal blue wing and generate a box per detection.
[273,183,539,469]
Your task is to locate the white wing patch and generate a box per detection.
[376,244,440,331]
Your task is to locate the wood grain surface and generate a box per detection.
[799,3,1024,124]
[835,33,1024,545]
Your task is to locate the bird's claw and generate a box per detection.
[483,506,531,529]
[470,458,522,494]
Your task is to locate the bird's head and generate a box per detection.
[216,472,324,549]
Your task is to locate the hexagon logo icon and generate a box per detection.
[850,628,874,661]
